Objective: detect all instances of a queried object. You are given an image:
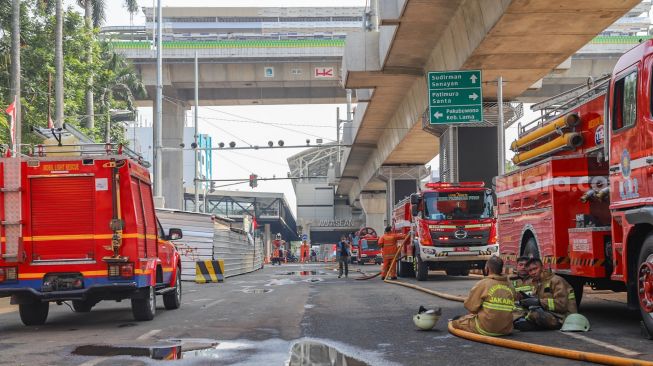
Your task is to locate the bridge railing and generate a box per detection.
[111,39,345,59]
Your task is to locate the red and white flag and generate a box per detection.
[4,96,16,149]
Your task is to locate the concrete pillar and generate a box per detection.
[264,223,271,261]
[153,91,186,210]
[359,192,387,234]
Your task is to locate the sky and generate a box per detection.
[65,0,528,216]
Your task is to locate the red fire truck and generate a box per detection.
[0,134,183,325]
[496,39,653,337]
[393,182,498,281]
[354,227,382,265]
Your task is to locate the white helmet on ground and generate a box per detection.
[413,309,440,330]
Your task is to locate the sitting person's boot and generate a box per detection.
[513,316,537,331]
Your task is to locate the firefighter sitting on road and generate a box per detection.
[451,256,515,336]
[510,256,535,320]
[378,226,400,280]
[513,258,578,331]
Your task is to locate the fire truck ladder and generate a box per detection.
[518,74,611,138]
[1,157,22,261]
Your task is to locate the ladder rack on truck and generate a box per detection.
[518,75,611,138]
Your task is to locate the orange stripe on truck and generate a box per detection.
[22,233,157,242]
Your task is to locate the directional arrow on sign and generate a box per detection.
[434,111,443,119]
[468,93,478,101]
[470,74,478,84]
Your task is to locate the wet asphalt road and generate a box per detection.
[0,263,651,365]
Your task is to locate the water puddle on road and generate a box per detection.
[241,288,273,294]
[72,343,183,360]
[278,270,329,276]
[72,338,381,365]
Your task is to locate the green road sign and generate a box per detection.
[428,70,482,124]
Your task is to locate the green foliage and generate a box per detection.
[0,0,146,145]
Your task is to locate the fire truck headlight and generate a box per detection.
[488,245,499,253]
[423,248,436,255]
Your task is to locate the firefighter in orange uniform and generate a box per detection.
[378,226,399,280]
[272,233,283,266]
[300,240,310,263]
[451,256,515,336]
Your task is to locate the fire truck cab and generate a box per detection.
[355,227,382,265]
[394,182,498,281]
[0,133,183,326]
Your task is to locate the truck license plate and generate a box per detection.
[454,247,470,252]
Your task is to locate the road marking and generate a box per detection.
[561,332,641,356]
[77,358,109,366]
[192,298,212,302]
[202,299,224,309]
[136,329,162,340]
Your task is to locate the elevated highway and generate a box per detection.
[336,0,640,223]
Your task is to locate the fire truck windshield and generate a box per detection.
[423,191,493,221]
[361,239,379,250]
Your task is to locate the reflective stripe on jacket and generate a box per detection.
[531,271,577,319]
[464,274,515,336]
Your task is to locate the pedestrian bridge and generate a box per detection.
[112,39,348,106]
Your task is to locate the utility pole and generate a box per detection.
[55,0,64,128]
[497,76,505,175]
[153,0,164,206]
[10,0,21,155]
[194,52,200,212]
[336,107,341,163]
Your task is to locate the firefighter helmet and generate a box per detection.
[413,310,439,330]
[276,233,281,240]
[561,313,590,332]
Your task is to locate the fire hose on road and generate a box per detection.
[359,236,653,366]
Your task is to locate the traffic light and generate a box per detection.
[249,174,258,188]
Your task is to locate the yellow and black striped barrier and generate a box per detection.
[195,260,225,284]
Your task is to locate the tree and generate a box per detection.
[0,1,147,145]
[76,0,138,129]
[54,0,63,127]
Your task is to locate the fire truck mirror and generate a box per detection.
[168,228,183,241]
[109,219,124,231]
[410,194,420,205]
[411,204,419,218]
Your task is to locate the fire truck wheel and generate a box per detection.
[637,236,653,336]
[523,237,540,258]
[163,270,182,310]
[414,255,428,282]
[19,301,49,326]
[397,260,414,278]
[72,300,93,313]
[131,286,156,321]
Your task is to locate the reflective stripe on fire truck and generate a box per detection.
[609,155,653,172]
[428,223,492,230]
[22,233,158,241]
[496,176,604,199]
[17,267,172,280]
